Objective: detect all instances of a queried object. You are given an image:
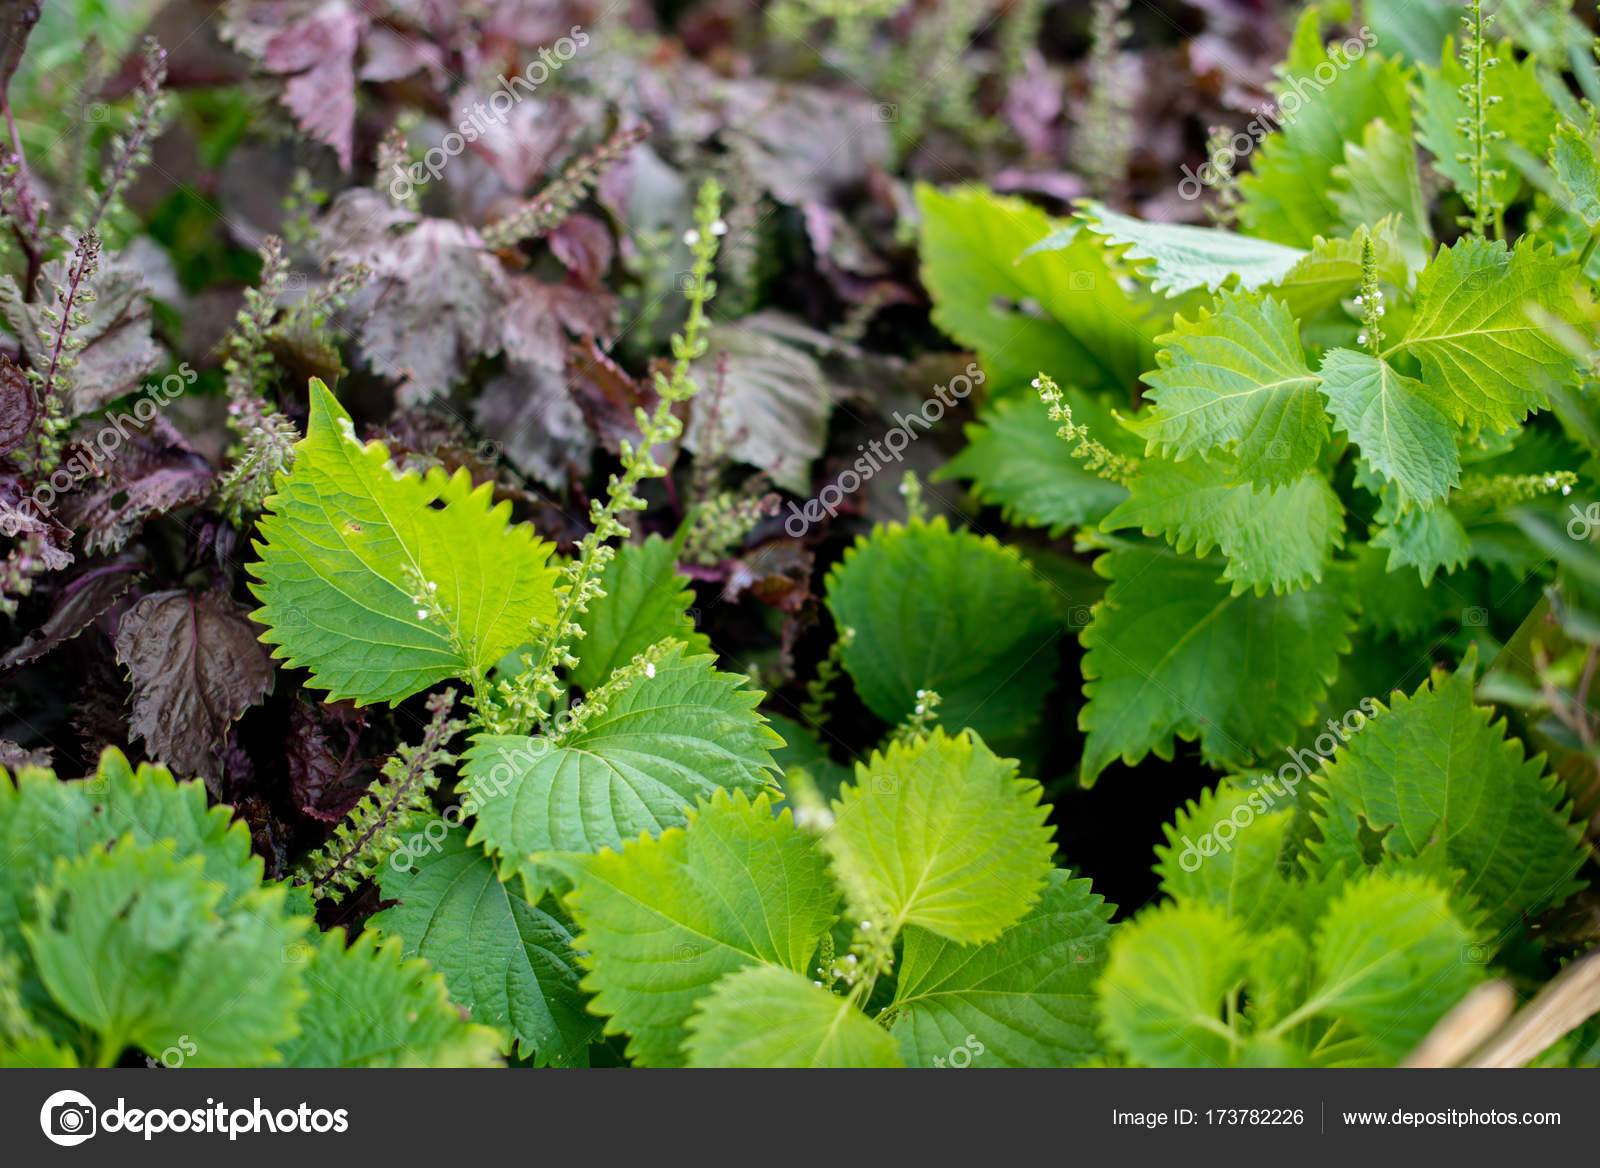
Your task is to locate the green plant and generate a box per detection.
[0,749,497,1067]
[924,7,1597,787]
[243,181,812,1065]
[1098,656,1585,1066]
[548,726,1110,1068]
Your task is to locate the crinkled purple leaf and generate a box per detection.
[113,589,275,782]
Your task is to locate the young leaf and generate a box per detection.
[23,838,304,1067]
[1154,784,1298,934]
[1370,502,1471,584]
[1072,200,1308,296]
[1303,870,1483,1062]
[276,928,503,1068]
[0,749,265,989]
[567,535,709,693]
[683,966,902,1068]
[825,518,1060,743]
[556,789,837,1067]
[1079,544,1352,783]
[1308,655,1587,935]
[888,871,1113,1068]
[370,826,597,1067]
[1100,457,1345,596]
[827,729,1054,944]
[1131,292,1326,488]
[462,644,781,891]
[935,394,1131,536]
[1272,221,1409,321]
[251,379,562,705]
[1318,349,1460,510]
[1097,900,1252,1068]
[1393,237,1584,434]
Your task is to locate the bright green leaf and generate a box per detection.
[568,535,709,693]
[1132,293,1326,488]
[1237,13,1412,246]
[1079,544,1352,783]
[1097,900,1252,1068]
[1309,655,1588,935]
[1101,456,1345,595]
[1394,237,1585,434]
[463,643,780,892]
[827,728,1054,944]
[889,871,1113,1068]
[1318,348,1460,509]
[684,966,902,1068]
[276,928,503,1067]
[556,789,837,1067]
[914,184,1156,395]
[250,379,562,705]
[1071,200,1307,296]
[24,838,304,1067]
[1303,870,1483,1062]
[935,394,1131,536]
[825,518,1061,743]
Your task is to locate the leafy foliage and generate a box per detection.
[825,729,1054,944]
[1101,456,1345,595]
[556,789,838,1068]
[888,871,1113,1068]
[463,643,781,893]
[0,750,494,1067]
[825,519,1060,743]
[251,380,562,705]
[684,965,903,1068]
[1317,349,1459,510]
[914,185,1156,396]
[1393,238,1585,434]
[1073,201,1307,296]
[937,394,1131,535]
[567,536,709,693]
[371,827,596,1066]
[1307,654,1587,935]
[1,0,1596,1075]
[26,837,302,1067]
[1103,819,1485,1066]
[1132,292,1326,488]
[1078,544,1352,783]
[275,928,502,1069]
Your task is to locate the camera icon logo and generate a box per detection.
[40,1089,97,1146]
